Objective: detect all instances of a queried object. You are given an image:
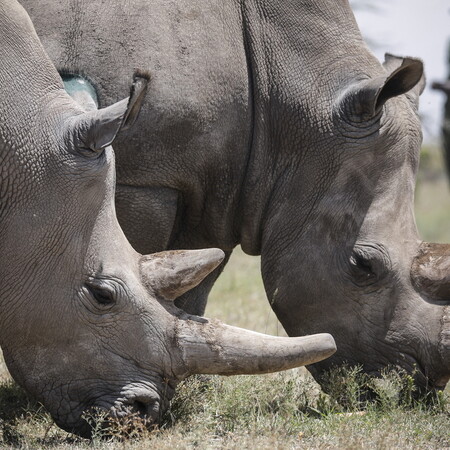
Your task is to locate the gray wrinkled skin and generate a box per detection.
[0,1,179,435]
[0,0,337,437]
[21,0,450,388]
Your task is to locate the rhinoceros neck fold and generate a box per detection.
[0,2,62,101]
[0,2,64,222]
[237,0,384,255]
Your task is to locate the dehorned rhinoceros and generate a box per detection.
[0,0,336,437]
[20,0,450,389]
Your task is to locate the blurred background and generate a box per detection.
[351,0,450,143]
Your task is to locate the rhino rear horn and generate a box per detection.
[71,70,150,154]
[140,249,225,300]
[339,56,424,120]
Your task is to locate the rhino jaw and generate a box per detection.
[438,306,450,387]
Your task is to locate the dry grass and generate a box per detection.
[0,366,448,448]
[0,144,449,448]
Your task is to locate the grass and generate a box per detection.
[1,367,448,448]
[0,144,450,448]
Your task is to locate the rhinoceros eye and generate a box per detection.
[85,279,116,306]
[349,244,391,287]
[350,251,375,281]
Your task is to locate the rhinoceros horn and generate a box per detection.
[140,248,225,300]
[140,249,336,376]
[177,320,336,377]
[411,242,450,299]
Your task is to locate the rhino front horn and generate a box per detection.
[176,318,337,377]
[411,242,450,299]
[140,249,225,300]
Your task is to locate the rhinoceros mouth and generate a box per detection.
[84,381,174,435]
[399,352,450,391]
[74,396,161,438]
[58,379,176,438]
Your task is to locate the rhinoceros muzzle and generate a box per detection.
[75,382,171,437]
[111,395,161,424]
[437,306,450,387]
[78,325,336,437]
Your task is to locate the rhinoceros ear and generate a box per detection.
[383,54,425,107]
[71,70,150,155]
[340,56,424,120]
[140,249,225,301]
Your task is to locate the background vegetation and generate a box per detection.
[0,144,449,448]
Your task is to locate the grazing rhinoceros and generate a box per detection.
[0,0,336,437]
[20,0,450,390]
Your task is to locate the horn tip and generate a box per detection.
[291,332,337,363]
[306,333,337,359]
[203,248,225,264]
[318,333,337,354]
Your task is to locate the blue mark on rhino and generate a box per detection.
[61,74,98,110]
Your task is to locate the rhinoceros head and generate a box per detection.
[259,52,449,390]
[0,0,336,437]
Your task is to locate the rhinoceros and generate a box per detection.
[20,0,450,390]
[0,0,336,437]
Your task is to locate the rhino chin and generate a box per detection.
[437,305,450,387]
[59,404,158,439]
[434,375,450,390]
[53,412,92,439]
[439,306,450,361]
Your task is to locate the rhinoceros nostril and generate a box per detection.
[129,396,160,422]
[132,400,148,417]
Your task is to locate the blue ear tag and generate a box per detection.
[61,74,99,111]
